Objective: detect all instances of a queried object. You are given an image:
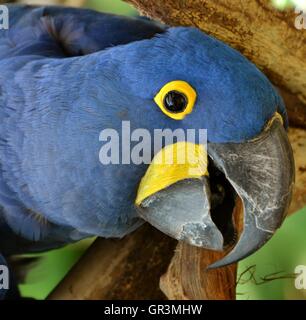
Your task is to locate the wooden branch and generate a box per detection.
[160,198,243,300]
[48,224,176,300]
[160,244,237,300]
[125,0,306,129]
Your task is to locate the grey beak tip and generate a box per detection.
[206,256,235,270]
[206,262,222,270]
[180,222,224,251]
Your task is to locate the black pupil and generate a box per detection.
[163,91,188,113]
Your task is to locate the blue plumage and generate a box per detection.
[0,5,165,253]
[0,5,288,298]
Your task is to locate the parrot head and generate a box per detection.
[24,26,293,268]
[104,27,294,268]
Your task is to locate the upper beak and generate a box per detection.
[135,113,295,268]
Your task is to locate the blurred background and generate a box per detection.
[4,0,306,300]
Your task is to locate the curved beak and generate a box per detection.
[207,116,294,268]
[135,114,295,268]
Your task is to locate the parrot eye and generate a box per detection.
[154,80,197,120]
[163,91,187,113]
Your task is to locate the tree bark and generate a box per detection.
[160,244,237,300]
[48,224,177,300]
[160,197,243,300]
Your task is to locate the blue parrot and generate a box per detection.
[0,5,294,299]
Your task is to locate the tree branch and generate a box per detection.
[160,197,243,300]
[48,224,176,300]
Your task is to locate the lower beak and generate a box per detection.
[135,114,295,268]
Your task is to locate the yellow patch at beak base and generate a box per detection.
[135,142,208,205]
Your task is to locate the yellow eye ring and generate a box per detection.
[154,80,197,120]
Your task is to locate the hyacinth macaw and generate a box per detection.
[0,5,294,298]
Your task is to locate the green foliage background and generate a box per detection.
[19,0,306,300]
